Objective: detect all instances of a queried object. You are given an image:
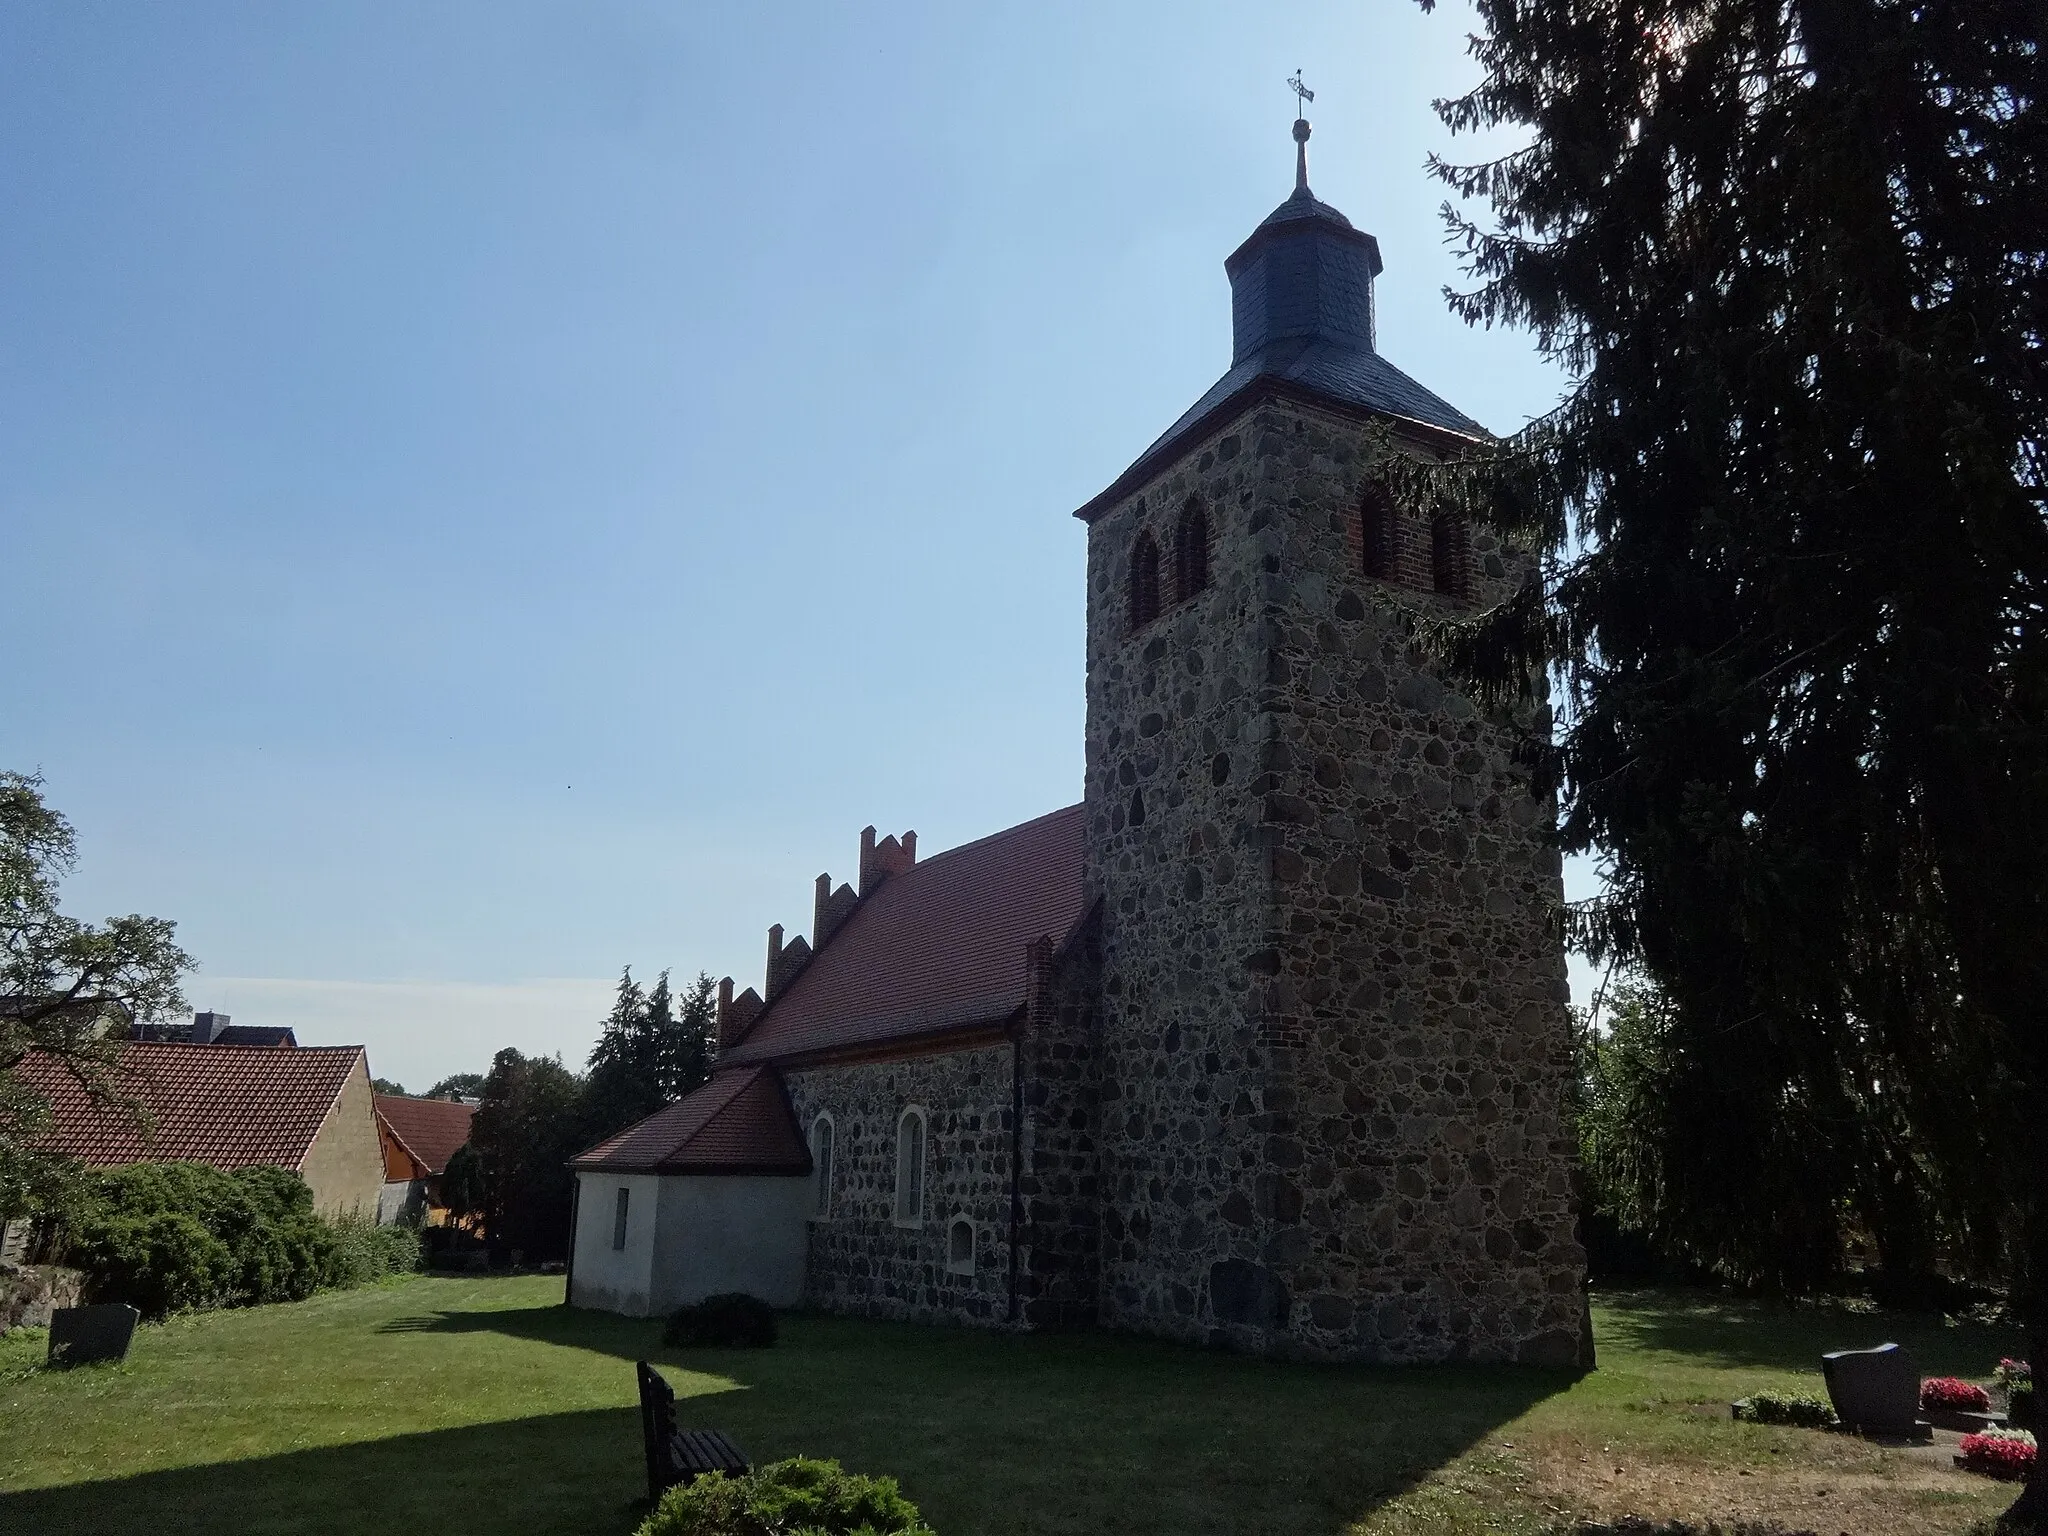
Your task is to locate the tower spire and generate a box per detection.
[1287,69,1315,191]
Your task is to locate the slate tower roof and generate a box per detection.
[1076,116,1483,521]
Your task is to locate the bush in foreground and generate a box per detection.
[1730,1391,1835,1428]
[1922,1376,1993,1412]
[637,1458,933,1536]
[663,1292,776,1349]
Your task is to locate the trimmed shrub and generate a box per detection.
[1730,1390,1835,1428]
[1996,1359,2035,1429]
[1956,1427,2036,1481]
[663,1292,776,1349]
[67,1211,234,1316]
[1921,1376,1992,1412]
[60,1161,419,1316]
[636,1457,933,1536]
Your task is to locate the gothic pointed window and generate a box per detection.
[1431,513,1470,599]
[1173,500,1210,603]
[1360,481,1396,582]
[810,1114,834,1219]
[894,1106,927,1225]
[1128,531,1162,630]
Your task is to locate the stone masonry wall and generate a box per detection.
[1014,913,1104,1329]
[1083,396,1587,1364]
[786,1044,1017,1325]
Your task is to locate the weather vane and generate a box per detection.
[1288,70,1314,119]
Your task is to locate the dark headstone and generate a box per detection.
[48,1304,139,1368]
[1822,1342,1920,1432]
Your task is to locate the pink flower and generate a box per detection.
[1958,1430,2036,1482]
[1922,1376,1992,1412]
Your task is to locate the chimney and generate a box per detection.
[858,825,918,896]
[190,1011,229,1045]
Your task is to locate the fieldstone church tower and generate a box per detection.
[568,117,1589,1368]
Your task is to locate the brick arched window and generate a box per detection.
[1431,513,1471,599]
[1128,531,1162,630]
[893,1106,927,1226]
[1173,499,1209,603]
[1360,481,1397,582]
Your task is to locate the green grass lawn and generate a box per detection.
[0,1274,2026,1536]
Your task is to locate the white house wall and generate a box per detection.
[651,1174,811,1312]
[569,1172,661,1315]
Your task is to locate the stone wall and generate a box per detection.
[786,1044,1018,1325]
[1082,395,1587,1364]
[1013,914,1105,1329]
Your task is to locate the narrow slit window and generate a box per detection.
[1360,482,1396,582]
[612,1186,630,1250]
[1173,500,1209,603]
[1431,514,1470,599]
[894,1108,926,1224]
[1128,531,1162,630]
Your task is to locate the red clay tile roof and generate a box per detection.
[571,1066,808,1174]
[373,1094,474,1176]
[18,1041,367,1172]
[720,803,1088,1067]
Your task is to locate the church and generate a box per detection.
[565,115,1589,1367]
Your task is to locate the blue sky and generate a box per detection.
[1,1,1582,1089]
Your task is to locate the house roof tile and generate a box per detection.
[19,1041,366,1172]
[570,1067,808,1174]
[719,803,1088,1068]
[373,1094,475,1176]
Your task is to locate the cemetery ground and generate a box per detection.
[0,1274,2025,1536]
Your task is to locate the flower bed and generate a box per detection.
[1920,1376,1991,1413]
[1956,1427,2036,1482]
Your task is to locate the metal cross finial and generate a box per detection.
[1288,70,1314,118]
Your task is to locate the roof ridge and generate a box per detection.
[876,803,1083,886]
[678,1066,763,1156]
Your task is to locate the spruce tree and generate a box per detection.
[1412,3,2044,1517]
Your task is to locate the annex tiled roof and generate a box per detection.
[373,1094,474,1176]
[719,803,1089,1067]
[571,1067,808,1174]
[18,1041,366,1172]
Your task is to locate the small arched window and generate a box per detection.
[1360,482,1397,582]
[947,1216,975,1276]
[1431,513,1470,599]
[893,1107,927,1225]
[809,1115,834,1219]
[1173,500,1209,603]
[1128,531,1162,630]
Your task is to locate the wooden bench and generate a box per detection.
[636,1360,749,1503]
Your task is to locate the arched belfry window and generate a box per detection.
[1173,500,1209,603]
[1128,531,1162,630]
[1360,482,1397,582]
[1431,513,1471,599]
[893,1107,927,1225]
[809,1114,834,1219]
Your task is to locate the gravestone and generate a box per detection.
[1822,1342,1920,1433]
[48,1303,139,1368]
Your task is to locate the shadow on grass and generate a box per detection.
[1594,1285,2024,1379]
[18,1292,1575,1536]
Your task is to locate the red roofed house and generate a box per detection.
[566,121,1588,1365]
[21,1040,386,1217]
[373,1093,476,1225]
